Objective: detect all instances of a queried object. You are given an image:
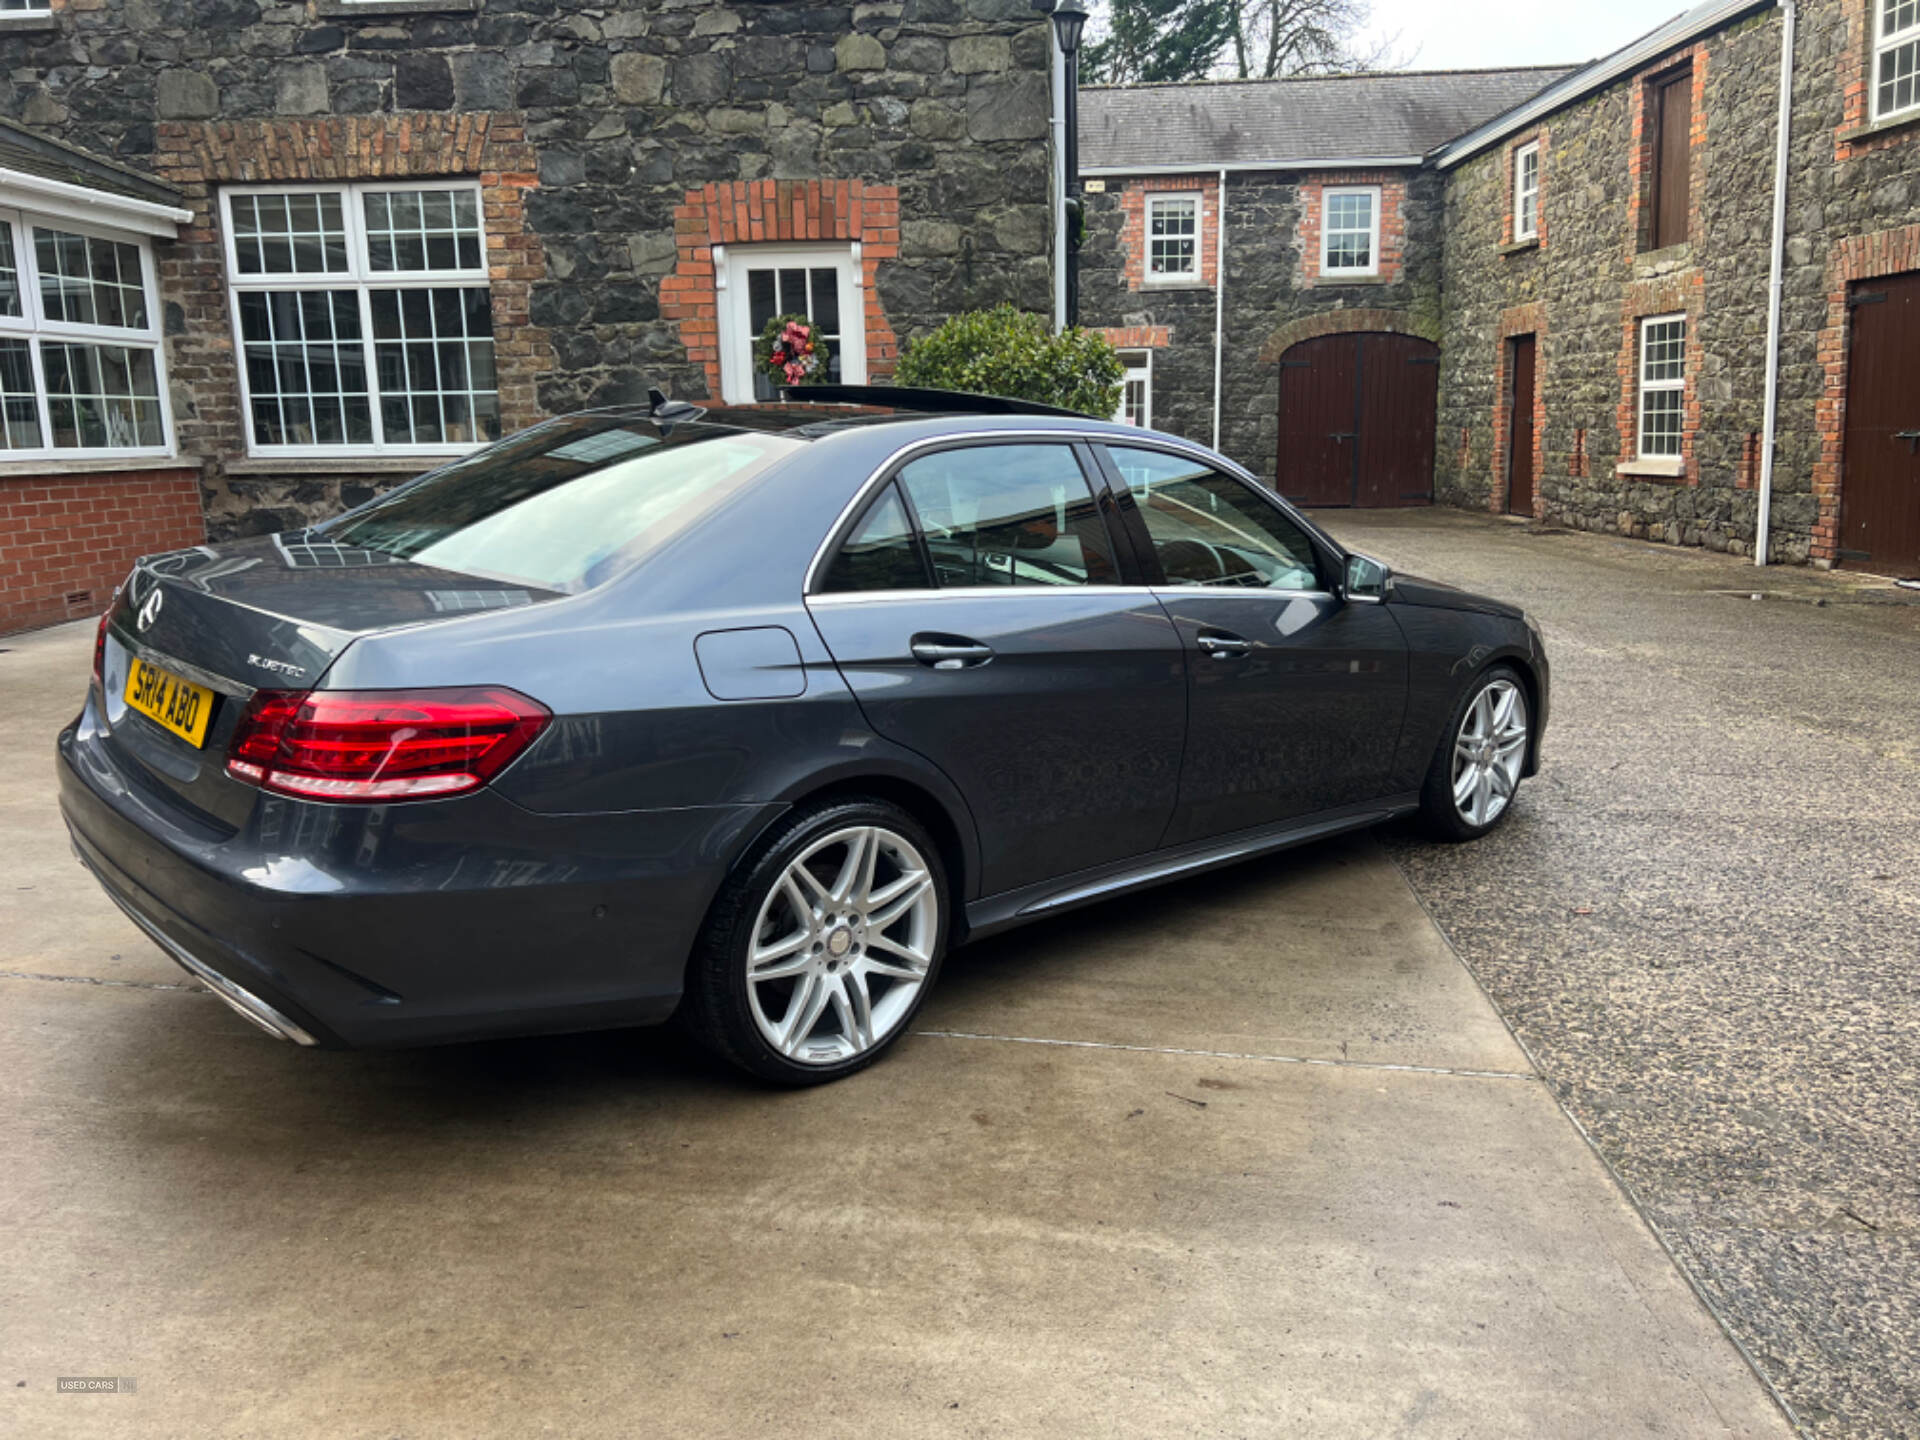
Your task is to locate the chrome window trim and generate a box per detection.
[808,584,1164,606]
[802,425,1335,597]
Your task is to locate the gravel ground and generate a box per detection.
[1314,509,1920,1440]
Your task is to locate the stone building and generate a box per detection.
[1080,0,1920,575]
[0,0,1059,633]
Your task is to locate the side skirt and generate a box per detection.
[960,794,1420,942]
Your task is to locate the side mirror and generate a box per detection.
[1343,552,1392,603]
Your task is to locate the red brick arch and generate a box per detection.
[1257,308,1438,366]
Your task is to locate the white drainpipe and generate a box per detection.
[1755,0,1795,566]
[1212,166,1227,451]
[1050,30,1068,334]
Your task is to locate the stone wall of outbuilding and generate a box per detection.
[1436,0,1920,565]
[0,0,1054,536]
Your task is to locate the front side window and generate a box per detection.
[1878,0,1920,119]
[223,183,498,455]
[1513,142,1540,242]
[1637,315,1687,460]
[1145,194,1200,282]
[1106,446,1320,592]
[0,209,168,457]
[898,444,1116,588]
[1321,187,1379,276]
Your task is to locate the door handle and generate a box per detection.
[1896,430,1920,454]
[1197,632,1252,660]
[1329,432,1356,442]
[911,635,994,670]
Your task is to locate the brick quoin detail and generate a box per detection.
[1490,302,1547,518]
[1297,172,1407,288]
[1615,271,1705,481]
[1,470,204,635]
[1256,307,1435,366]
[662,180,901,400]
[150,114,551,465]
[1114,177,1220,291]
[1626,46,1708,262]
[1095,325,1171,349]
[1836,0,1920,159]
[1812,223,1920,563]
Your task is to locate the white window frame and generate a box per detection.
[0,206,174,461]
[1513,142,1541,242]
[1114,349,1152,428]
[1874,0,1920,121]
[1636,313,1687,461]
[1143,192,1203,286]
[713,242,868,405]
[221,179,497,460]
[1320,185,1381,278]
[0,2,54,14]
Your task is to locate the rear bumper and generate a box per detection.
[58,710,781,1049]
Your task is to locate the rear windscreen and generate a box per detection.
[317,415,803,593]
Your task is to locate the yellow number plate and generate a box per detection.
[124,657,216,749]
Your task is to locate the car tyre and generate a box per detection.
[1418,664,1532,843]
[678,796,950,1086]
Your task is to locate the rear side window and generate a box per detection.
[1105,446,1321,592]
[317,415,803,593]
[897,443,1116,588]
[818,482,930,593]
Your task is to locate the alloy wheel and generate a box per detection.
[1451,678,1529,827]
[745,824,939,1066]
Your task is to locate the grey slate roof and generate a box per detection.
[0,116,183,207]
[1081,67,1577,171]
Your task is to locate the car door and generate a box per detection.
[1093,442,1409,844]
[805,439,1187,899]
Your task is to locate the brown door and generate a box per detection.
[1840,272,1920,574]
[1277,332,1439,508]
[1506,334,1536,516]
[1649,71,1692,251]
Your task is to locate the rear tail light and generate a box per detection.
[225,687,551,803]
[92,609,110,690]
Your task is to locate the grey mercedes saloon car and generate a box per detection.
[59,387,1548,1085]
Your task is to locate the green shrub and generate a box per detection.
[892,305,1125,418]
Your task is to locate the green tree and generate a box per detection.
[892,306,1125,418]
[1083,0,1389,84]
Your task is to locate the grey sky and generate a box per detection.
[1359,0,1697,70]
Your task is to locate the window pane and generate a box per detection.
[0,223,21,318]
[0,338,42,450]
[1887,0,1918,37]
[1107,447,1320,591]
[820,483,929,593]
[35,228,149,329]
[364,187,486,273]
[897,444,1113,588]
[1640,389,1684,456]
[319,416,804,593]
[238,288,373,448]
[42,342,163,449]
[229,191,351,276]
[1642,318,1686,383]
[369,285,499,445]
[1148,197,1198,277]
[1878,37,1920,116]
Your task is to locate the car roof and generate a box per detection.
[567,394,1147,445]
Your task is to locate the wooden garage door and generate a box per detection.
[1840,273,1920,575]
[1277,333,1439,508]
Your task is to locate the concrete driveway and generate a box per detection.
[1317,508,1920,1440]
[1,618,1788,1438]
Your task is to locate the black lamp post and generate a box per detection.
[1048,1,1089,326]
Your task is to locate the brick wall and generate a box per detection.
[1296,172,1409,288]
[1114,177,1221,290]
[1,470,205,635]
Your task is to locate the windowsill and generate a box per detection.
[0,13,58,32]
[0,454,194,479]
[315,0,478,15]
[1315,273,1387,285]
[224,455,465,476]
[1633,242,1694,275]
[1837,107,1920,148]
[1616,458,1685,480]
[1141,278,1210,292]
[1500,236,1540,256]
